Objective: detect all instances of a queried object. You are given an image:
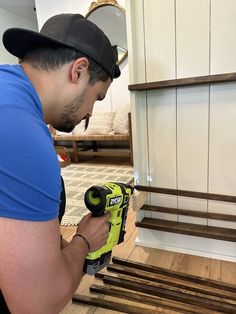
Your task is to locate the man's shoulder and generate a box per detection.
[0,64,23,81]
[0,64,43,118]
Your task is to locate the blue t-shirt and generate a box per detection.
[0,64,61,221]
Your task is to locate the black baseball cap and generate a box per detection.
[2,13,120,79]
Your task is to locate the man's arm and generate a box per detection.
[0,212,110,314]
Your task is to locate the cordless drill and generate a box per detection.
[83,182,133,275]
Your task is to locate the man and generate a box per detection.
[0,13,120,313]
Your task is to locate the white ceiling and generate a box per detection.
[0,0,37,22]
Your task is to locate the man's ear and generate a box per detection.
[71,57,89,83]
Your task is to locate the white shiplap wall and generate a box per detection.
[0,8,38,64]
[126,0,236,261]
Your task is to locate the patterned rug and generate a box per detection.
[60,163,134,226]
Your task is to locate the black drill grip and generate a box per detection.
[84,186,107,217]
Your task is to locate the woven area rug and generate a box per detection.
[60,163,134,226]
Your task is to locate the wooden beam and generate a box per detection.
[134,185,236,203]
[128,72,236,91]
[90,284,219,314]
[101,275,236,313]
[128,112,133,166]
[107,264,236,301]
[98,273,236,309]
[135,217,236,242]
[72,295,157,314]
[141,204,236,222]
[112,257,236,293]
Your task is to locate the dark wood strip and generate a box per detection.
[135,185,236,203]
[135,217,236,242]
[141,204,236,222]
[72,294,157,314]
[90,284,220,314]
[107,264,236,301]
[97,273,236,308]
[112,257,236,293]
[128,72,236,91]
[78,150,130,157]
[102,275,236,313]
[94,272,104,280]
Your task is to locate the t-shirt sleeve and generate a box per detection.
[0,109,61,221]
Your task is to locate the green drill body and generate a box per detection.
[83,182,133,275]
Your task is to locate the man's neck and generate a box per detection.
[20,62,67,124]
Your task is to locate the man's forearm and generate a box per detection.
[61,236,88,289]
[61,236,69,249]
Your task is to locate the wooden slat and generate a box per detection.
[96,272,236,309]
[77,150,130,157]
[100,275,236,313]
[141,204,236,222]
[128,112,133,166]
[72,294,157,314]
[107,264,236,301]
[54,134,129,141]
[128,72,236,91]
[135,185,236,203]
[90,284,219,314]
[136,217,236,242]
[112,257,236,293]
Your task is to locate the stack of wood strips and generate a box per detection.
[72,256,236,313]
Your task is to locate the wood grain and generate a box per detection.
[100,275,236,313]
[128,72,236,91]
[106,263,236,301]
[90,284,220,314]
[135,185,236,203]
[112,257,236,292]
[141,204,236,222]
[72,295,157,314]
[135,217,236,242]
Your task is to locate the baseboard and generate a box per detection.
[135,228,236,262]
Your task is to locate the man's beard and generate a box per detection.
[55,93,85,133]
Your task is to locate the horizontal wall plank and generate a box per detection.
[128,72,236,91]
[136,217,236,242]
[141,204,236,222]
[135,185,236,203]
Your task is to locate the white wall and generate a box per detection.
[0,8,38,64]
[35,0,130,112]
[127,0,236,261]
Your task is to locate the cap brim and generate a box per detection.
[114,65,121,78]
[3,28,74,59]
[3,27,121,79]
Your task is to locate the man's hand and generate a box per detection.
[0,215,107,314]
[75,212,111,252]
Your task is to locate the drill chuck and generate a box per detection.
[84,186,108,217]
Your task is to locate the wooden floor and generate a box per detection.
[59,160,236,313]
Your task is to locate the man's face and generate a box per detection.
[55,77,111,133]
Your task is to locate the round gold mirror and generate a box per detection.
[86,0,127,65]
